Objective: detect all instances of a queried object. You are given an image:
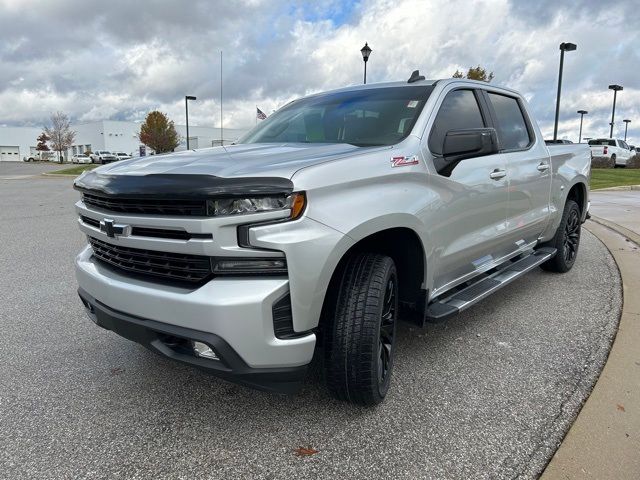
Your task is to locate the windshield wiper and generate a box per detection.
[347,142,387,147]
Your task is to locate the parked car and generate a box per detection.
[113,152,132,161]
[90,150,118,164]
[588,138,634,166]
[73,75,591,405]
[71,154,92,164]
[630,145,637,154]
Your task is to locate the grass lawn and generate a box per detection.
[591,168,640,190]
[49,164,98,176]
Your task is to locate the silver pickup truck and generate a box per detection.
[74,74,591,405]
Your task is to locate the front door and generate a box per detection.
[425,88,511,296]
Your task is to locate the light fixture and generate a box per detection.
[360,42,372,84]
[192,341,219,360]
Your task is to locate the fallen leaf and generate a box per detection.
[294,447,319,457]
[616,404,625,412]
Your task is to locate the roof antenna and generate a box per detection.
[407,70,425,83]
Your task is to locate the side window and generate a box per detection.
[487,93,532,150]
[428,89,485,156]
[620,140,629,150]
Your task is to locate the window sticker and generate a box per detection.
[407,100,419,108]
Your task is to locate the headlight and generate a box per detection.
[207,192,306,219]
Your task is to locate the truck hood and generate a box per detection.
[94,143,375,179]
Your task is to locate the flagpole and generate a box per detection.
[220,50,223,146]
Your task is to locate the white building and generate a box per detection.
[0,120,249,162]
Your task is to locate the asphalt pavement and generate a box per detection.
[0,161,66,177]
[0,166,622,479]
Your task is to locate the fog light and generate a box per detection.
[192,341,219,360]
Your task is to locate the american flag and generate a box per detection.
[256,107,267,120]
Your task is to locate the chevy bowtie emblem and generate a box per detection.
[100,219,131,238]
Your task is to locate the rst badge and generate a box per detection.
[390,155,419,167]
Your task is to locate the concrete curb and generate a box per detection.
[594,184,640,191]
[542,220,640,479]
[41,172,81,178]
[589,215,640,247]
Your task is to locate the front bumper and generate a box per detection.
[75,246,316,387]
[78,289,307,393]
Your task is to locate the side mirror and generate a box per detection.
[435,128,499,176]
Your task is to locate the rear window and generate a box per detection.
[588,139,615,146]
[487,93,531,150]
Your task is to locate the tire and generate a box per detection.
[540,199,581,273]
[324,253,398,405]
[612,154,617,167]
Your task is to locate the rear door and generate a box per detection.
[483,91,552,246]
[619,140,632,163]
[425,87,512,296]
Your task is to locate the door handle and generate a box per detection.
[489,169,507,180]
[537,163,550,172]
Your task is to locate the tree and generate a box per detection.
[452,65,494,82]
[44,112,75,163]
[139,111,180,154]
[36,132,50,151]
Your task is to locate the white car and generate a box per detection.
[113,152,132,161]
[71,154,92,164]
[90,150,118,164]
[588,138,634,166]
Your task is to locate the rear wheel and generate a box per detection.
[324,253,398,405]
[540,199,581,273]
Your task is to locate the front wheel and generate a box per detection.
[324,253,398,405]
[540,199,581,273]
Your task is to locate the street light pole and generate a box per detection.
[608,84,623,138]
[185,95,196,150]
[360,42,372,84]
[577,110,588,143]
[553,42,577,141]
[623,119,631,142]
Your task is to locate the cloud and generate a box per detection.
[0,0,638,143]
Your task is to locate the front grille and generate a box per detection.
[82,192,207,216]
[80,216,212,241]
[88,236,212,284]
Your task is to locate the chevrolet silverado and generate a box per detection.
[74,74,591,405]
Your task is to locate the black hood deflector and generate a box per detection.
[73,171,294,198]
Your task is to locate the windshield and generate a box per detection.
[588,139,615,146]
[239,86,433,147]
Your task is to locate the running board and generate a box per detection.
[425,247,556,323]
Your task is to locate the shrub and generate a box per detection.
[591,156,615,168]
[627,155,640,169]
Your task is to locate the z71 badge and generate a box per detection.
[390,155,419,167]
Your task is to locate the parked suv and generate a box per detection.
[588,138,634,166]
[90,150,118,164]
[113,152,132,161]
[74,76,590,405]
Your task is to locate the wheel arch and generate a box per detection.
[567,181,588,220]
[320,225,428,336]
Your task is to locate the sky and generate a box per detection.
[1,0,639,143]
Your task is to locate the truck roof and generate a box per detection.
[305,77,522,99]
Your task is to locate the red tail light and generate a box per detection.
[603,146,608,155]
